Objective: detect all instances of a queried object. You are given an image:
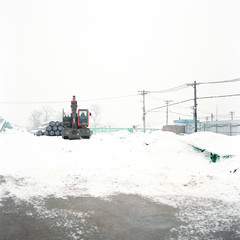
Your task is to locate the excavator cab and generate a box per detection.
[78,109,89,126]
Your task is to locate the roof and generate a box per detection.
[174,119,200,123]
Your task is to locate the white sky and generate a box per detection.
[1,0,240,128]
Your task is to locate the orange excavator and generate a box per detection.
[62,96,91,140]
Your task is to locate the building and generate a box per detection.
[173,119,240,136]
[162,125,185,134]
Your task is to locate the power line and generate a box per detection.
[151,109,206,119]
[197,78,240,85]
[147,99,193,112]
[148,110,166,113]
[197,109,211,115]
[150,77,240,94]
[148,95,167,101]
[0,101,69,104]
[142,78,240,128]
[0,94,139,104]
[81,94,139,101]
[149,84,189,93]
[197,93,240,100]
[147,93,240,113]
[171,105,192,110]
[169,110,192,118]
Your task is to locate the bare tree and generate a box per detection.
[55,110,64,121]
[90,104,102,128]
[42,106,54,122]
[29,110,43,130]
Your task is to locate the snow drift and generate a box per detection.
[0,129,239,205]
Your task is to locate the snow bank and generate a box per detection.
[0,130,239,205]
[183,131,240,156]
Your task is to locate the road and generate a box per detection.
[0,194,240,240]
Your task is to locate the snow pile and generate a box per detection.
[183,132,240,156]
[0,129,239,204]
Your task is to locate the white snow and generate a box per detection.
[0,129,239,205]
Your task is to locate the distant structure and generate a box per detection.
[162,125,185,134]
[171,119,240,136]
[0,116,12,132]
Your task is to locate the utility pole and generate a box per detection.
[138,90,150,133]
[165,100,173,125]
[230,111,235,120]
[187,81,198,132]
[216,105,218,121]
[193,81,198,132]
[211,113,214,121]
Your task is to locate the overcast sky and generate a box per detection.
[1,0,240,128]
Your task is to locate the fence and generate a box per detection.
[184,120,240,136]
[90,128,161,134]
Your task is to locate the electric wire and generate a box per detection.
[147,99,193,112]
[169,110,193,118]
[147,93,240,113]
[148,95,167,101]
[0,101,69,104]
[198,93,240,100]
[0,94,139,104]
[197,78,240,85]
[80,94,139,101]
[197,109,211,115]
[149,84,189,93]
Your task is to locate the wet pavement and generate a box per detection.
[0,194,239,240]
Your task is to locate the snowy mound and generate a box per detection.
[0,130,239,205]
[183,132,240,156]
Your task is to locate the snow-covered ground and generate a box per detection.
[0,128,239,204]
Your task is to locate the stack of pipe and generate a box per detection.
[36,121,63,136]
